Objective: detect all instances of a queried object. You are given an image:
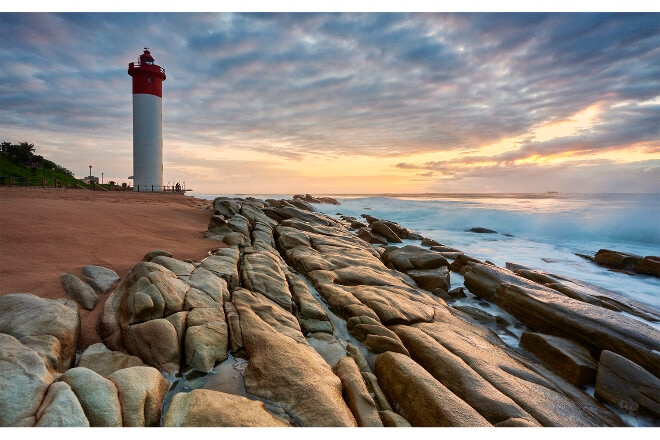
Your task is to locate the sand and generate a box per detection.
[0,186,225,350]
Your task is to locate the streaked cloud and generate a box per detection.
[0,12,658,193]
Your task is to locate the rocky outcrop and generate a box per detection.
[5,195,654,428]
[593,249,660,277]
[463,262,660,378]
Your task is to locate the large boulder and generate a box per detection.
[184,307,229,371]
[163,389,290,427]
[374,351,491,427]
[0,293,80,372]
[241,249,293,311]
[370,221,402,243]
[108,366,170,427]
[381,245,449,272]
[60,367,122,426]
[0,333,54,426]
[35,381,89,427]
[594,350,660,419]
[76,343,145,378]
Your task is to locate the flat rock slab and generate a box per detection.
[595,350,660,419]
[520,332,598,387]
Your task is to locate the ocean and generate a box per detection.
[193,192,660,316]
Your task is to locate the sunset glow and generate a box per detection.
[1,11,658,194]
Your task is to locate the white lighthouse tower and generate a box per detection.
[128,48,166,192]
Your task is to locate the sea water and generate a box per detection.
[193,192,660,311]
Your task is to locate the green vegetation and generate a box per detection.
[1,141,96,189]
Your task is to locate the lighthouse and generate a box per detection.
[128,48,166,192]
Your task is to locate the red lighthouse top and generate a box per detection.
[128,48,166,97]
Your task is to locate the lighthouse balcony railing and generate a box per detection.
[129,61,165,75]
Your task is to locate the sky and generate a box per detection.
[1,5,659,194]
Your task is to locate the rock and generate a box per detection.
[35,381,89,427]
[381,245,449,272]
[142,249,172,261]
[463,263,660,377]
[151,255,196,276]
[410,319,622,426]
[520,332,598,387]
[594,249,640,270]
[60,367,122,426]
[449,253,485,273]
[467,227,497,233]
[594,350,660,419]
[77,344,145,378]
[430,245,462,253]
[234,293,357,426]
[333,357,383,427]
[60,273,99,310]
[185,267,230,303]
[163,389,290,427]
[634,256,660,277]
[374,351,492,427]
[421,237,442,247]
[200,248,240,289]
[392,324,540,426]
[379,410,411,427]
[448,286,467,298]
[108,366,170,427]
[371,221,402,243]
[357,227,388,245]
[0,333,54,427]
[407,267,450,291]
[83,265,120,294]
[241,249,293,311]
[0,293,80,372]
[364,334,410,355]
[125,318,181,374]
[185,307,229,371]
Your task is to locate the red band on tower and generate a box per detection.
[128,49,166,98]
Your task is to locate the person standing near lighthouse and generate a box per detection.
[128,48,166,192]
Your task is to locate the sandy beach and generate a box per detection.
[0,187,224,350]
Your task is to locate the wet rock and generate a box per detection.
[163,389,290,427]
[634,256,660,277]
[467,227,497,233]
[392,324,540,426]
[0,293,80,373]
[371,221,402,243]
[520,332,598,387]
[108,366,169,427]
[60,273,99,310]
[374,351,492,427]
[407,267,450,292]
[430,245,462,253]
[421,237,442,247]
[448,286,467,298]
[594,350,660,419]
[381,245,449,272]
[60,367,122,426]
[357,227,388,245]
[463,263,660,377]
[333,356,383,427]
[35,381,89,427]
[449,253,485,273]
[594,249,640,270]
[76,343,145,378]
[0,333,54,427]
[83,265,120,294]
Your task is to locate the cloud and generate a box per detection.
[0,12,658,193]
